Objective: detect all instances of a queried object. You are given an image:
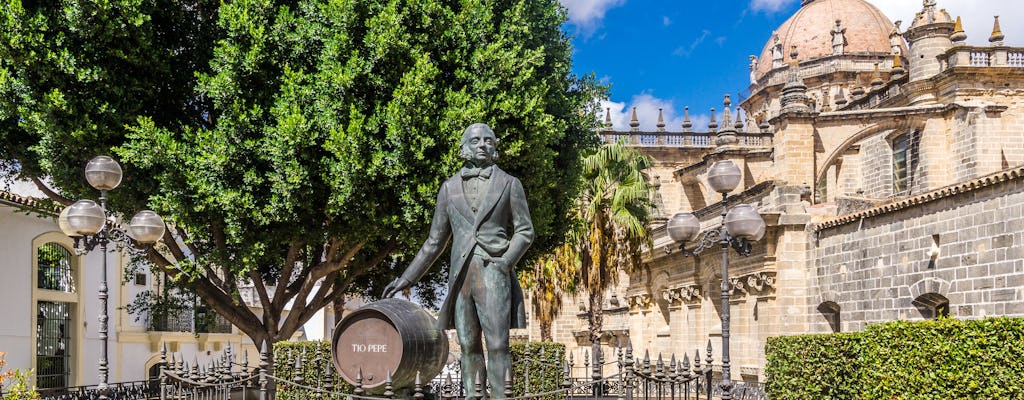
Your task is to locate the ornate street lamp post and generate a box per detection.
[58,156,165,399]
[666,160,765,400]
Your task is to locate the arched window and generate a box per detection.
[817,301,841,332]
[912,293,949,319]
[33,239,80,391]
[37,242,75,292]
[891,130,920,195]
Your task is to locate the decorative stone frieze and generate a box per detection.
[662,284,702,307]
[627,294,652,311]
[729,272,777,297]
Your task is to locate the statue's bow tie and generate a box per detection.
[462,166,493,179]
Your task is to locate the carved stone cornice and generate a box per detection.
[626,293,653,311]
[662,284,702,307]
[729,271,777,297]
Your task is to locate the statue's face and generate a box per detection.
[462,126,497,165]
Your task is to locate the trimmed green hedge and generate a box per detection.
[273,340,566,399]
[273,341,352,400]
[511,341,566,400]
[766,317,1024,400]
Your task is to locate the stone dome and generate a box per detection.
[754,0,900,80]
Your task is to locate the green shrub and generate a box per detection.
[765,332,862,400]
[765,317,1024,400]
[860,317,1024,399]
[510,341,566,400]
[273,341,352,400]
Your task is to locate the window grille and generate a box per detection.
[36,301,72,390]
[37,243,74,292]
[892,133,910,195]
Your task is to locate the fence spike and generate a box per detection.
[322,349,335,392]
[207,359,217,383]
[655,353,665,379]
[642,350,651,375]
[354,368,365,396]
[625,343,634,366]
[669,354,678,382]
[293,349,305,385]
[693,349,701,370]
[259,341,270,399]
[473,371,484,400]
[504,367,514,398]
[583,349,590,370]
[682,353,691,378]
[442,371,453,400]
[384,369,395,398]
[159,342,168,390]
[413,370,425,400]
[706,340,713,368]
[562,360,572,389]
[176,353,184,375]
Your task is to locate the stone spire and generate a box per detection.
[950,16,967,44]
[708,108,718,131]
[989,16,1004,45]
[716,95,738,147]
[603,107,613,129]
[870,62,884,87]
[656,108,666,132]
[891,54,906,76]
[629,107,640,132]
[735,108,746,132]
[834,86,848,106]
[682,106,692,132]
[780,46,810,114]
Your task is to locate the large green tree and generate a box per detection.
[1,0,602,347]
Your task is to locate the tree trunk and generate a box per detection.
[588,288,604,344]
[540,321,552,342]
[332,295,347,329]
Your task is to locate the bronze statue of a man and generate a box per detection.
[383,123,534,398]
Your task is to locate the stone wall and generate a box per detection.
[812,174,1024,333]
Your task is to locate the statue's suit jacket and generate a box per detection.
[400,166,534,330]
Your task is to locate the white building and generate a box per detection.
[0,183,252,394]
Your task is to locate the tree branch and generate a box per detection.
[31,176,73,206]
[271,242,302,313]
[159,225,188,264]
[145,246,263,337]
[175,225,200,258]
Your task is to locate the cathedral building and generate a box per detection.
[536,0,1024,383]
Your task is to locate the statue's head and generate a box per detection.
[459,123,498,166]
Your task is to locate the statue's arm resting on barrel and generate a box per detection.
[383,186,452,298]
[499,178,534,272]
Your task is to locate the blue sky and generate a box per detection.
[560,0,1023,131]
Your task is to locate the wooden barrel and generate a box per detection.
[331,298,449,392]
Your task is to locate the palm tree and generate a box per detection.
[519,244,578,341]
[572,141,655,343]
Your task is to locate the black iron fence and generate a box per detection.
[32,341,766,400]
[33,379,157,400]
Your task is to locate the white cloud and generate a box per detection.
[663,16,673,26]
[750,0,798,14]
[559,0,627,37]
[674,30,712,57]
[868,0,1024,47]
[599,94,719,132]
